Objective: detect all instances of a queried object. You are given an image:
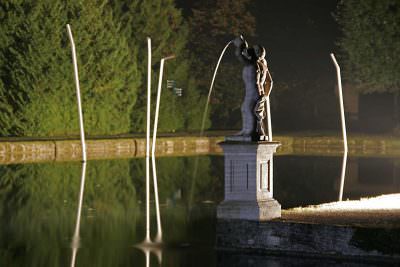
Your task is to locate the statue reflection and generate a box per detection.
[70,161,87,267]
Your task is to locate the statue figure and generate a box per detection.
[254,44,273,140]
[233,36,273,140]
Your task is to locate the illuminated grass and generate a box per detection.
[290,194,400,212]
[282,194,400,227]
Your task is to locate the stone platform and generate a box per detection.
[217,199,281,221]
[216,195,400,263]
[216,219,400,263]
[217,141,281,221]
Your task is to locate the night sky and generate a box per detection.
[251,0,339,82]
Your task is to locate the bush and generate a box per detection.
[0,0,138,136]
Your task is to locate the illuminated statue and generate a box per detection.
[254,45,273,140]
[233,36,273,140]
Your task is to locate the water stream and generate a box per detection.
[189,41,233,209]
[199,40,233,135]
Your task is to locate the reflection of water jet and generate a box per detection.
[70,162,87,267]
[134,242,163,266]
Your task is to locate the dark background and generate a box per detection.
[178,0,344,133]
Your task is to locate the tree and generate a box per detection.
[112,0,208,133]
[0,0,138,136]
[187,0,256,129]
[337,0,400,93]
[337,0,400,131]
[0,0,210,137]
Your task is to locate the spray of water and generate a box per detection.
[200,40,233,135]
[330,53,348,202]
[189,40,233,210]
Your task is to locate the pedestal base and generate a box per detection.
[225,135,252,142]
[217,198,281,221]
[225,135,270,142]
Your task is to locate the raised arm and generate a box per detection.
[233,35,250,64]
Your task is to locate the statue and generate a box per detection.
[233,36,273,141]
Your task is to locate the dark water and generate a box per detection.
[0,155,398,266]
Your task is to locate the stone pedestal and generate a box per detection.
[217,141,281,221]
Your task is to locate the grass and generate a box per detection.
[282,194,400,228]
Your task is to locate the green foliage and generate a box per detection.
[337,0,400,93]
[112,0,208,133]
[188,0,256,129]
[180,77,209,130]
[0,0,210,136]
[0,0,139,137]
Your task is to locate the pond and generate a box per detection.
[0,155,398,266]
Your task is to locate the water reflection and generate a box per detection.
[0,160,138,266]
[344,158,400,198]
[70,162,87,267]
[0,155,398,266]
[274,156,400,208]
[135,243,162,267]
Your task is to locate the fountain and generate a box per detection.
[216,35,281,221]
[330,53,348,202]
[189,40,233,210]
[151,54,175,243]
[66,24,87,266]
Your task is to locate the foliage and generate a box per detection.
[337,0,400,93]
[0,0,207,137]
[0,0,139,137]
[188,0,256,129]
[112,0,208,133]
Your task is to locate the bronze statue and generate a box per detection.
[233,36,273,140]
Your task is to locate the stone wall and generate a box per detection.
[1,134,400,165]
[0,136,223,165]
[216,219,400,263]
